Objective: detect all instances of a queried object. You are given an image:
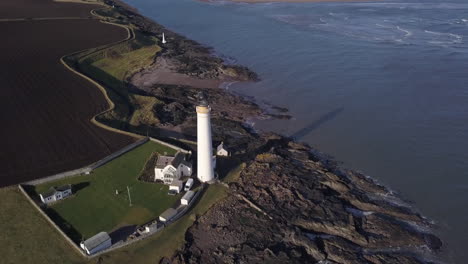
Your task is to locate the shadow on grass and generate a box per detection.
[44,207,82,243]
[21,184,39,200]
[72,182,90,194]
[216,157,242,182]
[109,225,137,243]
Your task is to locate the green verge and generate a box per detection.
[0,187,83,264]
[71,26,163,126]
[34,141,177,240]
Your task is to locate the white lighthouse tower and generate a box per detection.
[196,92,215,183]
[162,32,167,44]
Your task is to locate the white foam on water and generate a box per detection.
[425,30,462,39]
[425,30,463,45]
[397,26,413,37]
[220,81,238,90]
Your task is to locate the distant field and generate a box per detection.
[0,1,136,187]
[0,0,97,19]
[33,141,178,240]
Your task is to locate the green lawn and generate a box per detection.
[34,141,178,240]
[92,183,229,263]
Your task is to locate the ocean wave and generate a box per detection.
[350,2,468,10]
[425,30,463,45]
[397,26,413,38]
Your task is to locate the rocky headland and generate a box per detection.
[86,1,443,263]
[168,135,442,263]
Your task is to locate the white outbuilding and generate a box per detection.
[184,178,194,191]
[154,152,192,184]
[169,180,183,194]
[159,208,177,222]
[216,142,230,157]
[40,184,72,204]
[181,190,195,205]
[80,232,112,255]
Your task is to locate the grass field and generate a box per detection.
[93,183,229,263]
[34,141,178,240]
[92,43,161,82]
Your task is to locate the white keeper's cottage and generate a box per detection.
[40,184,72,204]
[154,152,192,184]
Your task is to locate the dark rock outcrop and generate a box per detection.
[168,137,441,264]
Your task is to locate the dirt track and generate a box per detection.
[0,0,135,187]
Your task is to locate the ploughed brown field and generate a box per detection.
[0,0,135,187]
[0,0,98,19]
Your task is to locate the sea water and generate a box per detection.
[124,0,468,262]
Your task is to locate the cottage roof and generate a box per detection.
[41,184,71,198]
[56,184,72,192]
[41,187,57,198]
[170,179,183,187]
[171,152,185,168]
[180,159,192,168]
[82,232,111,251]
[156,156,174,169]
[156,152,188,169]
[217,142,229,152]
[160,208,177,220]
[182,190,195,201]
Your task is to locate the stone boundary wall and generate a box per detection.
[23,136,191,187]
[89,137,149,169]
[149,137,191,154]
[167,184,205,224]
[91,223,165,258]
[24,137,149,186]
[17,185,88,258]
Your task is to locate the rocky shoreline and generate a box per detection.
[163,135,442,264]
[101,1,442,263]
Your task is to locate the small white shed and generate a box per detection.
[80,232,111,255]
[217,142,230,157]
[159,208,177,222]
[181,191,195,205]
[169,180,183,193]
[184,178,194,191]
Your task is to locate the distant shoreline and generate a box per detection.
[205,0,373,3]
